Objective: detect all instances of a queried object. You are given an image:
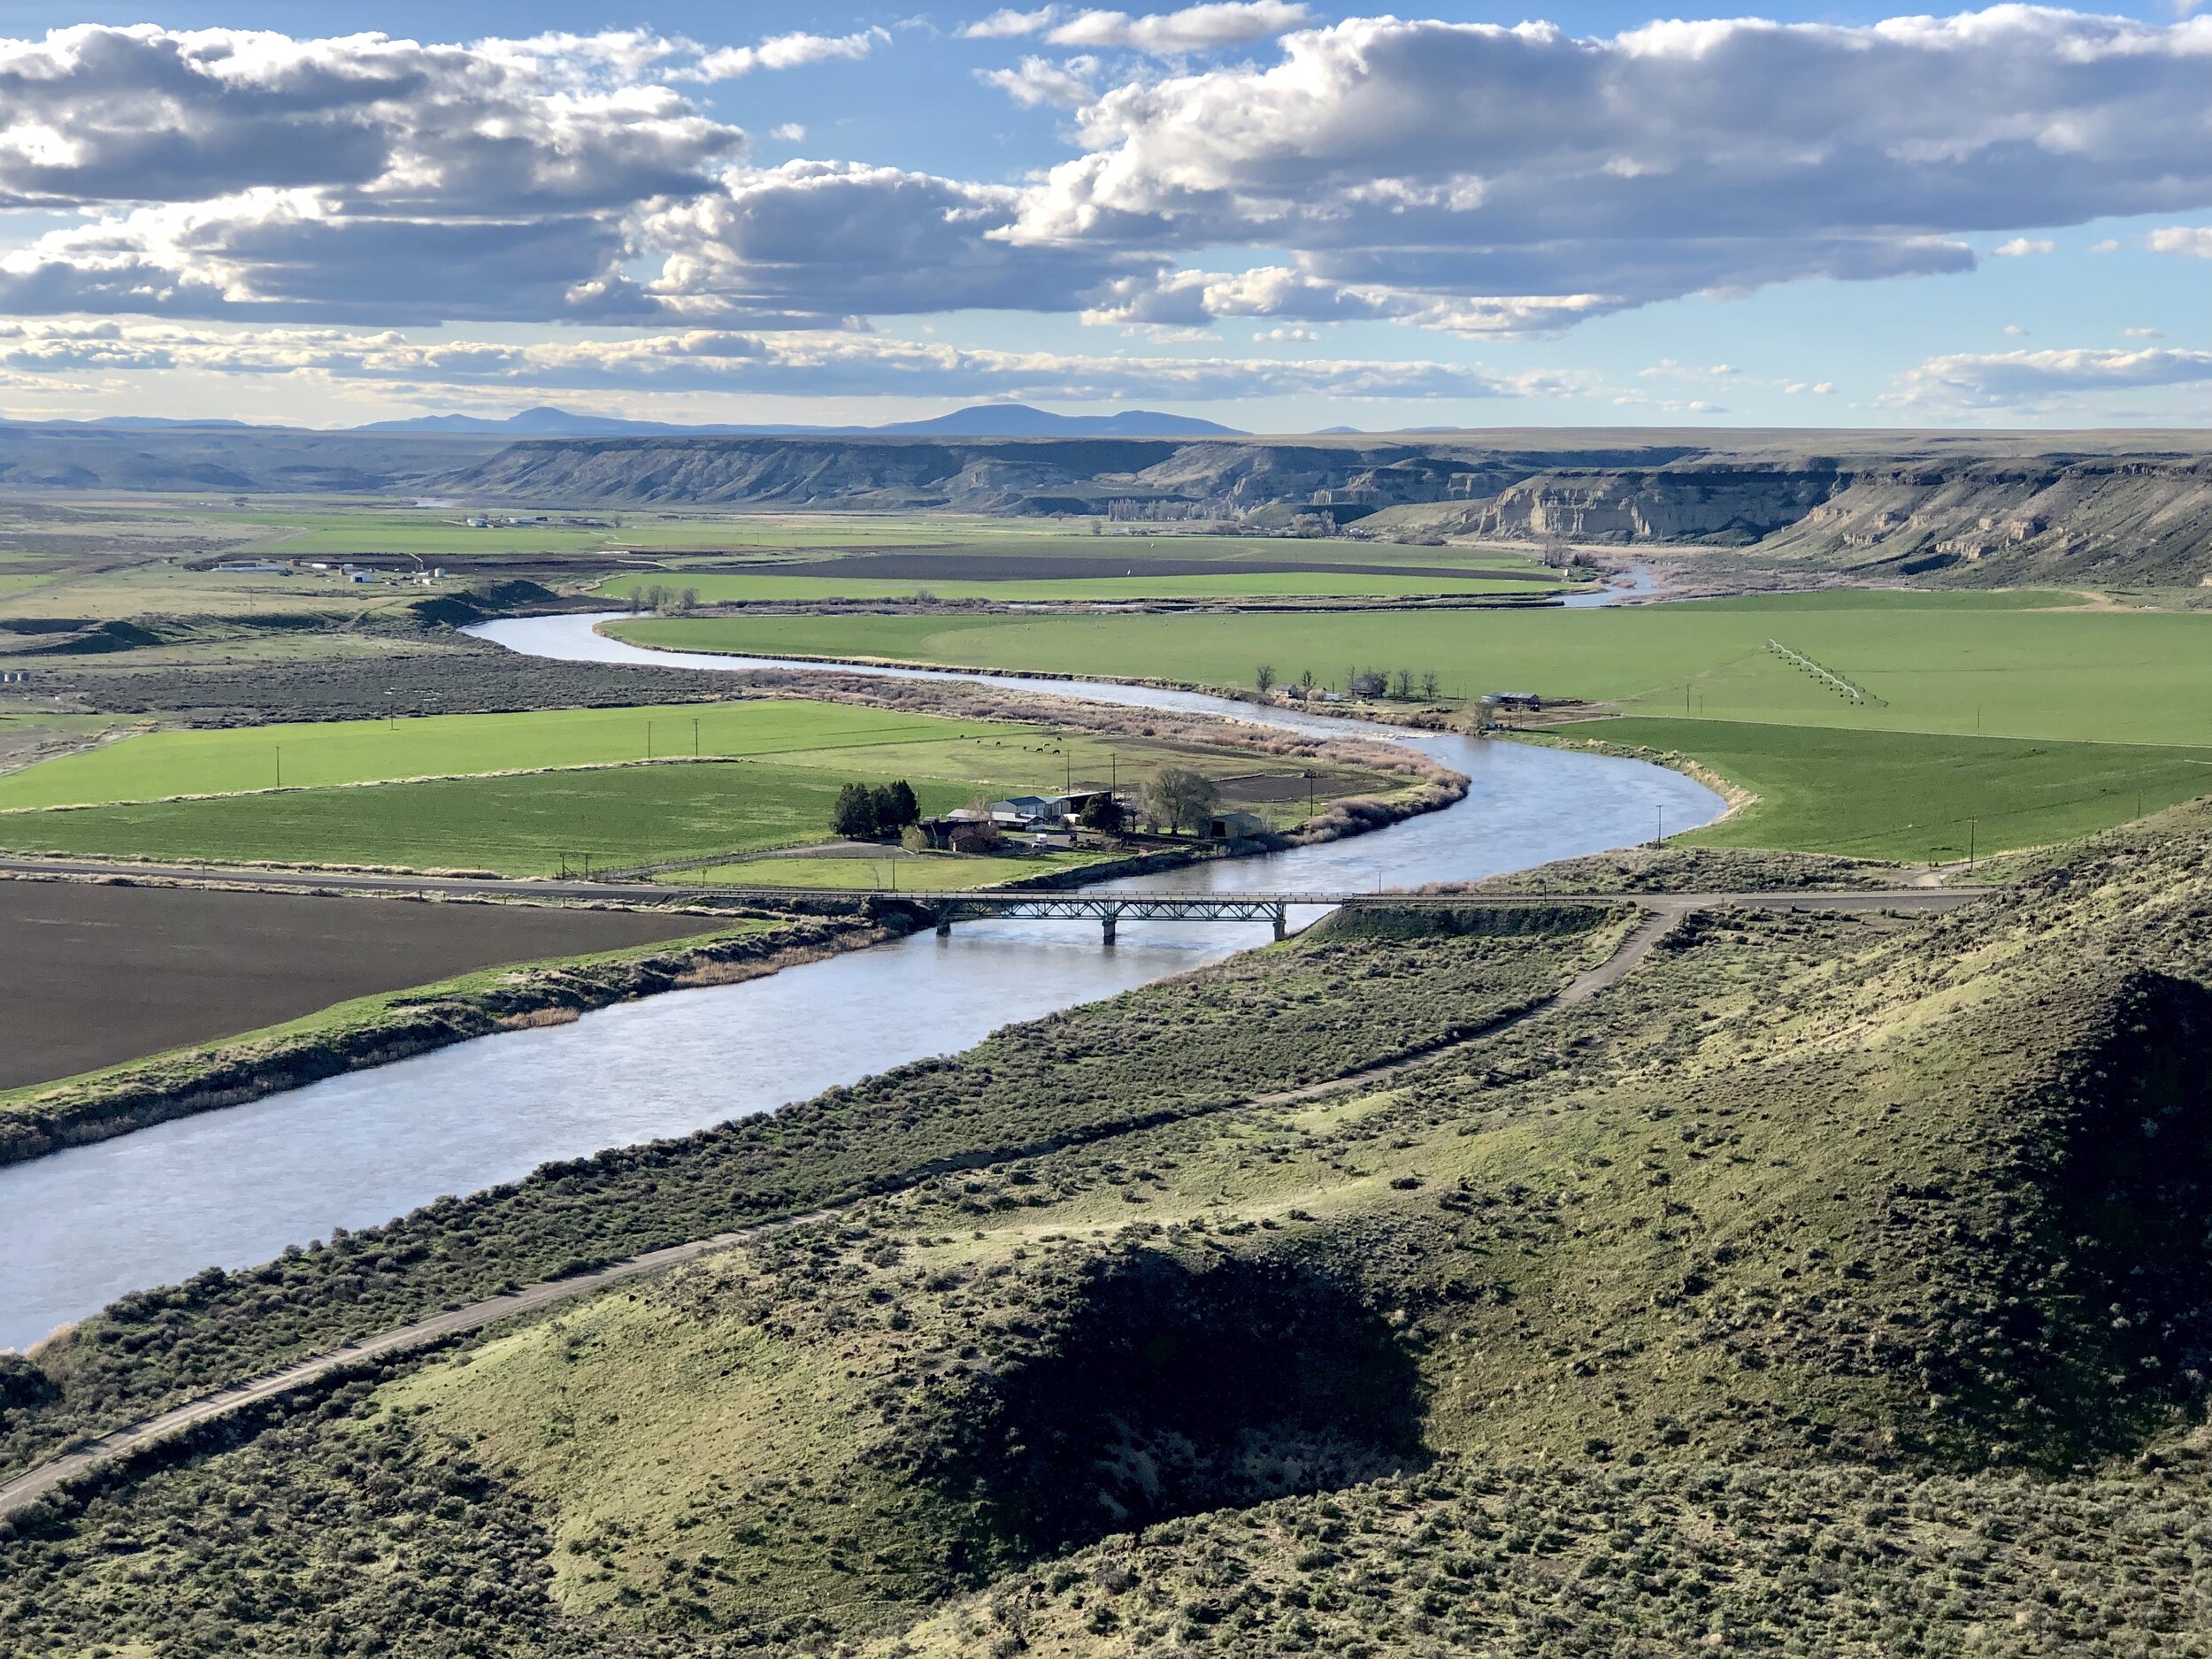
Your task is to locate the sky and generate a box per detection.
[0,0,2204,432]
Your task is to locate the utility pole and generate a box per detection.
[1655,807,1664,845]
[693,718,700,757]
[647,722,653,760]
[1968,818,1977,871]
[274,745,280,788]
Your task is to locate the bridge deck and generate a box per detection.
[664,886,1975,914]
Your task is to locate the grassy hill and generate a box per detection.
[9,816,2212,1653]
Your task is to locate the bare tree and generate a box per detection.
[1419,671,1440,701]
[1392,668,1413,700]
[1142,766,1220,835]
[1255,663,1277,695]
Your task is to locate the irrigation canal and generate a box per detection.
[0,612,1731,1350]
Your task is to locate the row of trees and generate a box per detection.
[622,583,701,616]
[1256,664,1440,702]
[828,771,1217,847]
[832,780,921,841]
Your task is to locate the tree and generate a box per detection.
[1079,793,1125,834]
[1255,663,1277,695]
[900,823,930,853]
[1419,671,1440,702]
[1143,767,1219,835]
[1297,668,1318,700]
[873,779,920,831]
[832,782,879,840]
[1392,668,1414,701]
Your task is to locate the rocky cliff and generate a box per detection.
[434,430,2212,587]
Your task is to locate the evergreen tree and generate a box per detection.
[832,782,879,840]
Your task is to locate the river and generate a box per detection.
[0,613,1719,1351]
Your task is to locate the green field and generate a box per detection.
[0,700,1019,809]
[592,569,1556,603]
[609,590,2212,856]
[668,850,1110,889]
[610,589,2210,744]
[1594,718,2212,860]
[0,694,1376,871]
[0,762,1010,876]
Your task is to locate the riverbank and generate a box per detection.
[0,913,898,1171]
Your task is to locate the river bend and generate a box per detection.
[0,613,1718,1350]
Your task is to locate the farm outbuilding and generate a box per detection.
[1208,810,1269,841]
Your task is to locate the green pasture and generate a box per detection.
[608,589,2212,748]
[0,762,1010,877]
[609,588,2212,857]
[1595,718,2212,861]
[593,570,1556,603]
[0,700,1021,810]
[667,850,1110,890]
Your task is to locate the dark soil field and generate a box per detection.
[0,881,712,1091]
[40,649,779,724]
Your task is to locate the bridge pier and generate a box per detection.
[1272,904,1286,941]
[1102,910,1118,945]
[935,918,951,937]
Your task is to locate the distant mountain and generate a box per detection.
[356,403,1245,439]
[0,415,264,430]
[1311,425,1365,434]
[357,406,708,435]
[873,404,1241,437]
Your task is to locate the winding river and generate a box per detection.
[0,612,1719,1351]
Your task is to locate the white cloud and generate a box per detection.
[2003,323,2028,335]
[1991,237,2055,257]
[0,26,741,213]
[770,123,807,142]
[962,8,1062,40]
[1045,3,1311,54]
[1903,345,2212,405]
[9,11,2212,349]
[2123,326,2163,339]
[685,29,886,81]
[980,55,1099,108]
[641,161,1155,325]
[2090,237,2121,252]
[2148,226,2212,258]
[0,317,1548,403]
[1002,10,2212,331]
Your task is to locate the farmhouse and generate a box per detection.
[1045,788,1114,821]
[988,795,1056,826]
[1481,691,1543,712]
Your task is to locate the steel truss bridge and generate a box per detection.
[678,886,1972,943]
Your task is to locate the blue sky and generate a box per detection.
[0,1,2203,431]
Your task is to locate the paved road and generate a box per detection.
[0,852,1985,918]
[0,881,1985,1524]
